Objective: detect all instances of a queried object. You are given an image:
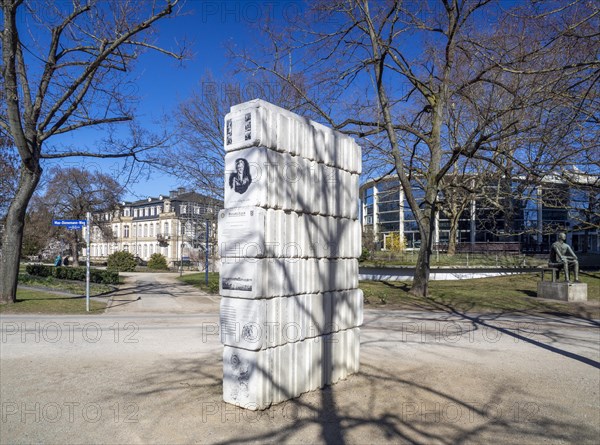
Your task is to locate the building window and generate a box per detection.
[164,222,169,235]
[365,187,374,205]
[124,244,129,252]
[124,225,130,238]
[150,224,154,237]
[379,211,400,223]
[144,224,148,237]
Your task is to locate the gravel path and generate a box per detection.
[1,273,599,444]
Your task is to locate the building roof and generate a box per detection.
[122,191,222,208]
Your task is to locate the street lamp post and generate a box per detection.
[205,219,209,286]
[180,241,184,277]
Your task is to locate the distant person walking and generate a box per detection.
[54,254,62,267]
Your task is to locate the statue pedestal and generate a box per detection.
[537,282,588,302]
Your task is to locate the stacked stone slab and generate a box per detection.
[219,99,363,410]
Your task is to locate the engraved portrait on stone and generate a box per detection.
[229,158,252,194]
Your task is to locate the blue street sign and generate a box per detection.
[52,219,87,226]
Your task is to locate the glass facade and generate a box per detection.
[360,175,599,252]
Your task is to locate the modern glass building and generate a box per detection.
[360,174,599,253]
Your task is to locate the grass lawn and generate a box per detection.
[177,272,220,294]
[179,270,599,318]
[362,252,600,269]
[0,273,114,314]
[361,271,600,318]
[361,252,548,268]
[18,274,115,296]
[0,289,107,314]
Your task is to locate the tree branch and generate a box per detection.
[46,116,132,137]
[39,1,178,136]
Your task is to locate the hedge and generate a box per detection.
[25,264,119,285]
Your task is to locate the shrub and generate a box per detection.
[26,264,53,277]
[107,251,137,272]
[25,264,119,285]
[90,269,120,285]
[147,253,168,270]
[53,266,86,281]
[359,247,371,262]
[385,232,406,253]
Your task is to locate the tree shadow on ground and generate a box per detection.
[101,354,599,445]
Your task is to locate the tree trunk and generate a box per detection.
[0,166,42,304]
[447,214,460,256]
[70,234,80,267]
[410,229,433,297]
[410,206,436,297]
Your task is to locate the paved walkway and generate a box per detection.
[1,273,599,444]
[105,272,219,314]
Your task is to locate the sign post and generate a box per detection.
[52,218,89,311]
[52,219,87,230]
[86,212,91,312]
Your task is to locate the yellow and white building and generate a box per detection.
[82,188,221,266]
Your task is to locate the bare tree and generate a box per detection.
[438,173,476,255]
[20,196,57,258]
[238,0,599,297]
[0,140,18,219]
[0,0,184,303]
[40,167,122,266]
[155,73,313,198]
[153,74,239,198]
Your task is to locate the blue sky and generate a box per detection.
[35,0,579,202]
[46,1,305,201]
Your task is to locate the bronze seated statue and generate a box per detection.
[548,233,579,282]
